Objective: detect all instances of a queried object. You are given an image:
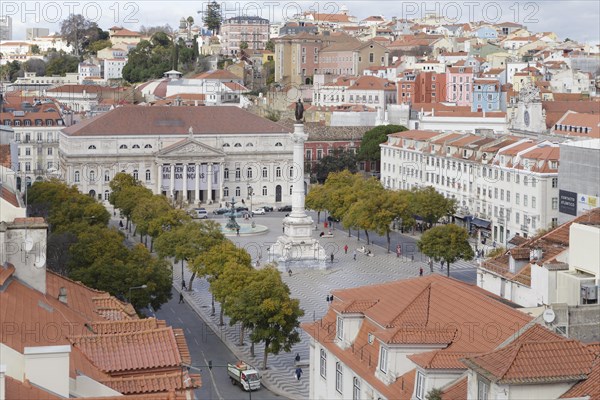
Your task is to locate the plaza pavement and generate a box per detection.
[151,210,477,400]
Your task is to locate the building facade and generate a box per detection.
[221,16,270,56]
[0,16,12,40]
[58,106,295,206]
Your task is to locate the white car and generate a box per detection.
[191,208,209,219]
[252,207,266,215]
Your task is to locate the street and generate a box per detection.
[155,288,285,400]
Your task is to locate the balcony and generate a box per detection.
[520,224,529,232]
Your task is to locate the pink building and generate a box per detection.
[445,64,474,106]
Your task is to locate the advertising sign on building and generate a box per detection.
[578,194,598,214]
[559,190,577,216]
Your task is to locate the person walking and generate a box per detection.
[419,267,424,276]
[288,269,293,277]
[344,244,348,254]
[178,293,184,304]
[181,280,187,290]
[295,353,301,363]
[295,367,303,381]
[330,253,334,263]
[429,258,434,272]
[353,251,357,261]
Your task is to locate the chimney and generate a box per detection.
[58,287,67,304]
[24,345,71,397]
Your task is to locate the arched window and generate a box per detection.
[144,144,152,149]
[276,167,282,178]
[74,171,80,183]
[247,167,253,179]
[235,186,241,196]
[246,143,254,147]
[89,170,96,182]
[88,145,97,150]
[104,190,110,200]
[289,166,294,178]
[224,168,230,180]
[133,170,139,180]
[234,143,242,147]
[275,142,283,147]
[132,144,140,149]
[290,185,293,195]
[223,143,230,147]
[145,169,151,181]
[104,170,110,182]
[262,167,268,178]
[320,349,327,378]
[235,167,241,180]
[224,187,229,197]
[119,144,128,149]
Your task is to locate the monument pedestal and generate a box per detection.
[270,120,327,271]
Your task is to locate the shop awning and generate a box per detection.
[471,217,491,229]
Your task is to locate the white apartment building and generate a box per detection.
[312,75,396,109]
[1,98,64,189]
[380,130,560,245]
[78,63,101,80]
[103,58,127,80]
[58,106,295,206]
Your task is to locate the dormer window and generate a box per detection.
[275,142,283,147]
[88,145,97,150]
[223,143,230,147]
[234,143,242,147]
[144,144,152,148]
[336,316,343,340]
[119,144,128,149]
[379,346,388,374]
[132,144,140,149]
[415,371,426,399]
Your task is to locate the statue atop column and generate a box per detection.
[295,99,304,122]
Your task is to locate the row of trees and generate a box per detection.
[109,173,303,369]
[27,179,172,310]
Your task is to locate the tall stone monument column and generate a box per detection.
[271,101,327,270]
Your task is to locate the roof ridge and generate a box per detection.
[47,270,106,294]
[387,283,432,328]
[71,326,174,340]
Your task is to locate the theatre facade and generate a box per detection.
[59,106,296,206]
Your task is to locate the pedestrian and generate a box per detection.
[295,353,301,363]
[344,244,348,254]
[178,293,184,304]
[419,267,423,276]
[411,254,415,262]
[330,253,334,263]
[353,251,357,261]
[119,220,124,229]
[288,269,293,277]
[181,280,186,290]
[326,295,330,303]
[429,258,434,272]
[329,295,334,303]
[440,261,444,270]
[295,367,303,381]
[236,228,240,236]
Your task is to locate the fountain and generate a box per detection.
[220,197,268,237]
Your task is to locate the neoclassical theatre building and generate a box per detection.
[59,106,297,206]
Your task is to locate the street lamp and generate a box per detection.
[128,284,148,303]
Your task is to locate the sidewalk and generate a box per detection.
[109,207,475,399]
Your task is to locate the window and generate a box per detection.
[262,186,268,196]
[144,144,152,149]
[524,176,529,186]
[247,167,253,179]
[133,170,139,180]
[379,347,388,373]
[235,186,241,196]
[552,197,558,210]
[104,190,110,201]
[88,145,96,150]
[336,316,343,340]
[289,185,293,195]
[119,144,127,149]
[234,143,242,147]
[516,193,520,205]
[104,171,110,182]
[47,147,53,156]
[477,379,489,400]
[262,167,268,178]
[224,168,230,180]
[335,362,343,393]
[275,142,283,147]
[223,143,230,147]
[552,177,558,188]
[515,174,520,184]
[353,377,361,400]
[532,196,536,209]
[507,191,511,202]
[89,170,96,182]
[235,167,241,180]
[25,148,31,156]
[145,169,151,181]
[524,195,528,207]
[132,144,140,149]
[416,372,425,399]
[276,167,282,178]
[320,349,327,378]
[74,171,80,183]
[289,166,294,178]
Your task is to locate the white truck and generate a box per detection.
[227,361,261,391]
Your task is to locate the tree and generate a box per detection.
[265,40,275,52]
[412,186,456,228]
[23,58,46,76]
[0,60,22,81]
[131,195,171,244]
[426,388,444,400]
[203,1,222,35]
[60,14,100,56]
[216,262,255,346]
[45,51,79,76]
[240,41,249,50]
[146,208,190,251]
[312,148,357,184]
[305,184,328,223]
[244,266,304,369]
[87,39,112,55]
[154,221,225,289]
[122,38,174,83]
[357,125,407,162]
[321,171,364,237]
[30,44,40,54]
[139,24,174,36]
[417,224,474,277]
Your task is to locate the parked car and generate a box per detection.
[191,208,209,219]
[236,206,249,212]
[252,207,266,215]
[213,207,229,215]
[262,206,274,212]
[327,216,340,222]
[278,205,292,212]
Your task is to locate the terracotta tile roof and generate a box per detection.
[441,376,468,400]
[192,69,240,80]
[561,346,600,399]
[308,12,353,23]
[0,263,15,285]
[432,133,463,145]
[46,84,120,94]
[100,372,201,394]
[70,327,183,373]
[1,185,20,207]
[463,340,594,384]
[410,351,477,369]
[335,299,379,313]
[303,275,532,399]
[389,129,442,141]
[4,376,61,400]
[347,75,395,91]
[86,318,165,335]
[223,81,248,91]
[62,106,289,137]
[542,100,600,128]
[111,28,141,37]
[552,111,600,138]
